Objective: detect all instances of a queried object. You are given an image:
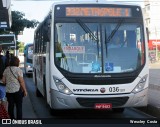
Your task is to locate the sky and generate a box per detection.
[11,0,54,44]
[11,0,144,44]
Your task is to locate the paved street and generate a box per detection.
[22,91,37,118]
[18,55,37,118]
[146,61,160,117]
[18,56,160,118]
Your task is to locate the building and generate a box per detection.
[144,0,160,50]
[0,0,12,29]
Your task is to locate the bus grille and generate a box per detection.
[76,97,129,108]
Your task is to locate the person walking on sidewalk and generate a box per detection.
[2,56,27,119]
[0,48,6,104]
[0,50,9,119]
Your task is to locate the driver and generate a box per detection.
[108,32,122,48]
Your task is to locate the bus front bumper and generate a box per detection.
[25,67,33,74]
[50,88,148,109]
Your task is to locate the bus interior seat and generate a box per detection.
[126,31,136,48]
[61,57,82,72]
[76,53,97,63]
[84,53,97,63]
[107,47,139,70]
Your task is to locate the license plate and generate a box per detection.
[95,103,112,110]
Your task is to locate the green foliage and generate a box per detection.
[0,11,39,36]
[0,30,10,34]
[0,11,38,52]
[16,41,25,53]
[11,11,39,35]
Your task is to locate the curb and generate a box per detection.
[137,84,160,118]
[149,84,160,90]
[137,105,160,118]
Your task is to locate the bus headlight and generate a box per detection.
[53,76,73,95]
[27,65,31,68]
[132,75,148,93]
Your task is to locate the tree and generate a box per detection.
[0,11,39,38]
[0,11,39,55]
[16,41,25,53]
[11,11,39,39]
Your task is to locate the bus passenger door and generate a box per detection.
[46,41,51,106]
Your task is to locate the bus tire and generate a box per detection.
[25,73,29,77]
[24,69,27,77]
[50,108,63,116]
[113,108,125,113]
[36,88,42,97]
[43,75,47,100]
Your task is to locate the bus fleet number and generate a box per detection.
[109,87,119,92]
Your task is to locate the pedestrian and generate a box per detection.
[0,102,10,118]
[0,48,9,119]
[108,32,123,49]
[0,54,6,102]
[5,50,10,68]
[0,47,5,66]
[0,48,6,102]
[2,56,27,119]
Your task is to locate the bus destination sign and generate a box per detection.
[66,7,131,17]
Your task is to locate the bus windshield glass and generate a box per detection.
[28,46,33,60]
[55,20,145,74]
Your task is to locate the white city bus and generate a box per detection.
[24,43,33,76]
[33,0,149,114]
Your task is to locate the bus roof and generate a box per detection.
[50,0,141,7]
[24,43,33,47]
[34,0,142,33]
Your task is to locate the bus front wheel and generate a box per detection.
[50,108,64,116]
[36,88,42,97]
[113,108,125,113]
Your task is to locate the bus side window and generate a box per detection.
[46,42,50,53]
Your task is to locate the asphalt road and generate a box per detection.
[23,75,155,120]
[17,55,159,127]
[18,55,159,120]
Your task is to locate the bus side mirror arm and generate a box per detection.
[146,27,149,42]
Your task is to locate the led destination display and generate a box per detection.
[66,7,131,17]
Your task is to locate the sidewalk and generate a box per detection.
[146,84,160,118]
[22,93,37,118]
[143,61,160,118]
[18,55,37,118]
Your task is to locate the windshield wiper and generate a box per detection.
[105,27,108,55]
[76,19,98,42]
[104,19,124,57]
[76,19,100,57]
[106,19,124,43]
[96,27,100,58]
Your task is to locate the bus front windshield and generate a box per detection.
[55,20,145,74]
[27,46,33,62]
